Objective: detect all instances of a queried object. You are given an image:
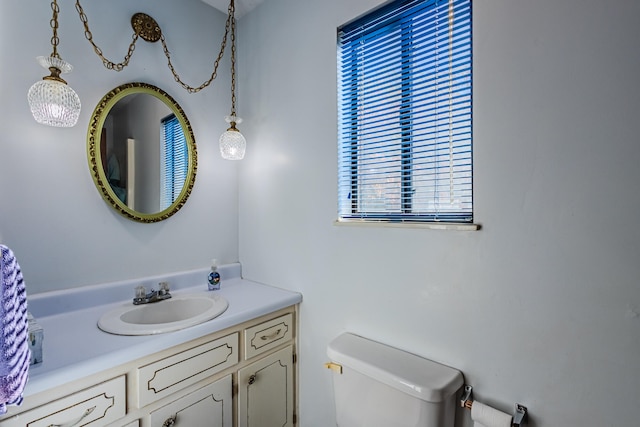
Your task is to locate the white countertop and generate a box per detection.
[24,264,302,397]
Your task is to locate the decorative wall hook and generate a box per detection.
[131,13,162,42]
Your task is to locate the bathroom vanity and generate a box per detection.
[0,265,301,427]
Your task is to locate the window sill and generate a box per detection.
[333,219,481,231]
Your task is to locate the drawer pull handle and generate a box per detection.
[163,414,177,427]
[260,328,282,341]
[248,374,257,385]
[48,405,96,427]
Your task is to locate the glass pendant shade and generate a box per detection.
[28,56,81,128]
[219,116,246,160]
[219,129,246,160]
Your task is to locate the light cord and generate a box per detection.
[230,0,237,116]
[49,0,60,58]
[75,0,139,71]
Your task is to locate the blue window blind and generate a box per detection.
[337,0,472,223]
[160,114,188,210]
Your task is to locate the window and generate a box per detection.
[160,114,188,210]
[337,0,472,223]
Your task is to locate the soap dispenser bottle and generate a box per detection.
[208,259,221,290]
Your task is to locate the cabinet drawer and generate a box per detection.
[244,313,293,359]
[136,333,238,408]
[149,374,232,427]
[1,376,125,427]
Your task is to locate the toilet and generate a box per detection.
[327,333,463,427]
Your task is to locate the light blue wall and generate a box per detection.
[238,0,640,426]
[2,0,640,425]
[0,0,239,293]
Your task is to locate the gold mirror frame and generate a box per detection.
[87,82,197,223]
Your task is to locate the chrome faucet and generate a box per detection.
[133,282,172,305]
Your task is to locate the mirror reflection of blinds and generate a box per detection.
[338,0,472,222]
[160,114,188,210]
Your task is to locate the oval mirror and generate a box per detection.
[87,82,197,223]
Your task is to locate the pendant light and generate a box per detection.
[28,0,81,127]
[219,0,246,160]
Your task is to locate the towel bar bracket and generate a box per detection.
[460,385,473,409]
[513,403,527,427]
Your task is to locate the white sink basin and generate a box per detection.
[98,293,228,335]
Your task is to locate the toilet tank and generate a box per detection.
[327,333,463,427]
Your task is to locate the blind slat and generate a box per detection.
[161,114,189,210]
[338,0,472,222]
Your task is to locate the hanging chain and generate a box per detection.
[72,0,236,93]
[229,0,237,115]
[74,0,139,71]
[160,1,234,93]
[49,0,61,58]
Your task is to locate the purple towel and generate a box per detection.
[0,245,30,415]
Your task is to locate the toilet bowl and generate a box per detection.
[327,333,463,427]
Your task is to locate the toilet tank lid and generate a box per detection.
[327,333,463,403]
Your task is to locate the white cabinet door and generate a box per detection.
[238,345,294,427]
[149,375,232,427]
